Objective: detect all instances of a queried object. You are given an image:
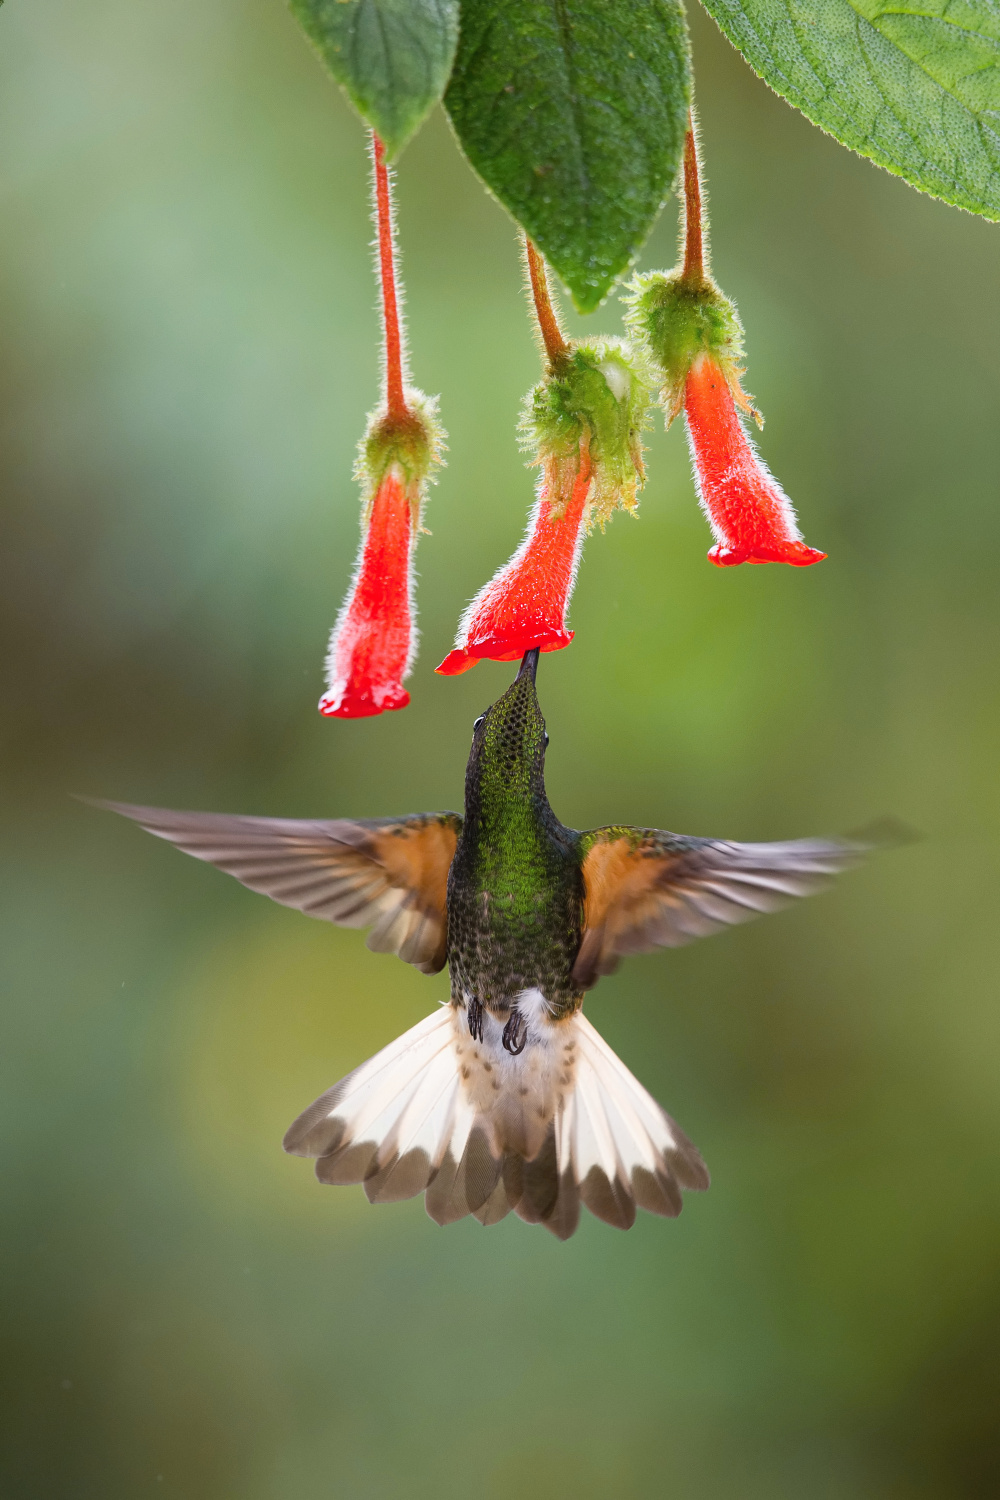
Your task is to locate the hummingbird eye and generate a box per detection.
[473,714,485,733]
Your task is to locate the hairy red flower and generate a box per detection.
[317,135,443,720]
[319,468,415,717]
[626,120,826,571]
[685,354,825,568]
[437,448,593,676]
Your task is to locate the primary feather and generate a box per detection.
[92,801,460,973]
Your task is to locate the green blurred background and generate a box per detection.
[3,1,999,1495]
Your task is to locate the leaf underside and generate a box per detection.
[290,0,460,157]
[445,0,691,312]
[699,0,1000,220]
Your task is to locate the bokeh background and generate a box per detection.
[3,1,1000,1495]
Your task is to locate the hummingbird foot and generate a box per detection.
[467,996,485,1043]
[502,1008,528,1056]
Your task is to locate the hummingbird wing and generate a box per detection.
[97,801,462,974]
[573,827,867,988]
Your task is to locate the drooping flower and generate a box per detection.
[436,442,592,675]
[319,133,444,718]
[684,352,825,567]
[437,241,649,675]
[320,398,442,717]
[625,119,825,569]
[321,467,413,717]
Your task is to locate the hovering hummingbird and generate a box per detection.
[100,650,868,1239]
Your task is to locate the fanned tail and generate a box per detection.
[283,1005,708,1240]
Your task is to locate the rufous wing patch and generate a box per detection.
[574,827,867,986]
[364,815,464,972]
[575,833,690,988]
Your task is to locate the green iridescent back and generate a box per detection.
[446,665,584,1020]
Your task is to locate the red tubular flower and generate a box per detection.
[318,134,443,719]
[319,467,415,717]
[437,447,593,675]
[685,353,826,568]
[438,239,647,679]
[626,117,825,570]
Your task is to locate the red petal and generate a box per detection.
[685,355,825,568]
[319,686,410,717]
[320,470,415,718]
[436,452,591,674]
[435,649,478,677]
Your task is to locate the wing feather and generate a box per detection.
[96,800,461,973]
[574,827,868,987]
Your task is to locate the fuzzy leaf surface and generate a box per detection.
[290,0,459,156]
[700,0,1000,219]
[445,0,690,312]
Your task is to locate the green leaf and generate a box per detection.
[290,0,460,157]
[444,0,691,312]
[699,0,1000,220]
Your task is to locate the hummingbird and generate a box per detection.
[99,649,868,1239]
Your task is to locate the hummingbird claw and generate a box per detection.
[502,1008,528,1056]
[467,997,485,1042]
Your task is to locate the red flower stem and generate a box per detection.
[681,116,706,287]
[372,133,407,422]
[525,237,568,370]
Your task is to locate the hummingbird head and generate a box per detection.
[465,649,550,817]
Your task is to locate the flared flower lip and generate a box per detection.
[708,541,827,568]
[319,683,411,717]
[436,631,573,676]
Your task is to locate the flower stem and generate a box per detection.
[525,237,569,369]
[681,116,706,287]
[372,133,408,422]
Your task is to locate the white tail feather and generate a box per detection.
[284,1002,708,1239]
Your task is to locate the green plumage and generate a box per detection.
[446,655,584,1020]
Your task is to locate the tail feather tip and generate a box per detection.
[283,1003,709,1240]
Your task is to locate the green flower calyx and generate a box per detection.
[520,338,651,529]
[357,389,445,520]
[625,270,758,427]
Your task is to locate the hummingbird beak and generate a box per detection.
[516,648,540,685]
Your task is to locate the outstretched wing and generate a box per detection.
[98,801,462,974]
[574,826,867,988]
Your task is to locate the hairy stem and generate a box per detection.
[372,133,407,421]
[525,237,569,369]
[681,117,706,286]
